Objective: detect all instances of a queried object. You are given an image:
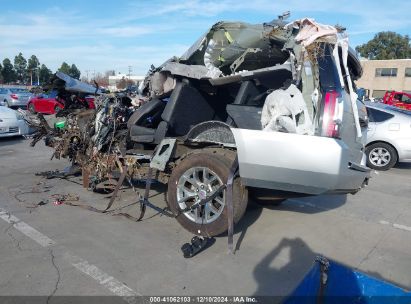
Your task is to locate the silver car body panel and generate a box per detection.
[0,88,32,107]
[0,106,30,137]
[232,128,369,195]
[366,103,411,163]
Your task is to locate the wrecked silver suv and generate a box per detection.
[126,17,370,236]
[27,16,371,237]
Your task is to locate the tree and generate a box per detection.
[14,52,27,83]
[27,55,40,70]
[0,63,3,84]
[58,62,81,79]
[356,32,411,60]
[27,55,40,85]
[69,64,81,79]
[39,64,53,85]
[58,62,71,74]
[2,58,17,84]
[117,77,127,89]
[94,72,109,87]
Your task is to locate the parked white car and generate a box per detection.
[0,106,30,138]
[365,102,411,170]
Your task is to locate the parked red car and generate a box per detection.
[27,90,95,114]
[382,91,411,111]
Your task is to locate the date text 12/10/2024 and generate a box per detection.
[149,297,258,303]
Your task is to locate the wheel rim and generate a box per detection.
[369,147,391,167]
[177,167,225,224]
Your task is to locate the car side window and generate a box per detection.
[403,95,411,104]
[367,108,394,123]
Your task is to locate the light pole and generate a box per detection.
[128,66,132,79]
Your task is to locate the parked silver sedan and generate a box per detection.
[0,106,30,138]
[0,87,33,108]
[365,102,411,170]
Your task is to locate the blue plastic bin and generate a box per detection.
[284,257,411,304]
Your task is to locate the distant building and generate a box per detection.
[356,59,411,98]
[108,73,145,91]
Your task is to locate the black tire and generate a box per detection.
[167,150,248,237]
[366,142,397,171]
[28,103,36,113]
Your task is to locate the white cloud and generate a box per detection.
[130,0,411,34]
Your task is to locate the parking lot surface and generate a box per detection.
[0,137,410,299]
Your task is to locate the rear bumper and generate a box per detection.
[0,120,30,138]
[232,129,371,195]
[1,100,29,107]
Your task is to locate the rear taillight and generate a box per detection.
[10,94,18,100]
[322,91,342,138]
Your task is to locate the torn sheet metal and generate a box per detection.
[291,18,338,46]
[150,138,177,171]
[261,84,313,134]
[289,18,362,138]
[162,62,209,80]
[55,72,101,95]
[186,21,289,77]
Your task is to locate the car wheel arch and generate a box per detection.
[184,121,236,147]
[365,141,399,170]
[366,140,398,160]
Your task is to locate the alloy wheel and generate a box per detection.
[176,167,225,224]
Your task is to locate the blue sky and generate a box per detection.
[0,0,410,77]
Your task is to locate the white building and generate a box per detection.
[108,73,145,91]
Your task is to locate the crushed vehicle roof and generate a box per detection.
[45,71,101,95]
[143,15,362,99]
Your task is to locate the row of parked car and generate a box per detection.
[0,86,96,138]
[0,87,95,114]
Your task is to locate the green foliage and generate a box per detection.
[0,53,82,84]
[356,31,411,60]
[14,52,27,83]
[58,62,71,74]
[58,62,81,79]
[27,55,40,70]
[69,64,81,79]
[39,64,53,85]
[2,58,17,84]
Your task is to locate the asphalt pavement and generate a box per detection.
[0,136,410,300]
